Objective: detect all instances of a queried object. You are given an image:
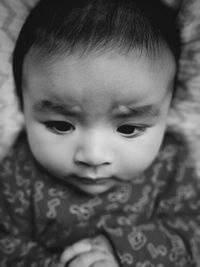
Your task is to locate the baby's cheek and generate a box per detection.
[120,150,157,179]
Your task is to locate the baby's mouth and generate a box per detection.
[66,175,121,194]
[80,177,112,185]
[74,177,114,185]
[70,175,118,186]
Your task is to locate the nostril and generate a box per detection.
[75,159,111,168]
[75,160,91,167]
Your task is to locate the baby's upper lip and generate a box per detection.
[72,175,116,185]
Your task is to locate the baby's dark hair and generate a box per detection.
[13,0,180,108]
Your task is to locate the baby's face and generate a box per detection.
[22,49,175,195]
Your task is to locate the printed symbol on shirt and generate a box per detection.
[48,187,70,199]
[124,185,151,213]
[46,198,61,218]
[15,191,29,214]
[70,197,102,225]
[118,214,138,226]
[34,181,44,202]
[70,205,92,224]
[89,196,102,207]
[0,238,19,254]
[169,238,186,262]
[158,230,186,263]
[147,243,167,258]
[128,227,147,251]
[97,214,123,236]
[171,235,186,255]
[167,218,189,232]
[3,184,29,214]
[177,184,196,200]
[119,252,134,265]
[108,184,132,203]
[136,260,160,267]
[16,166,31,187]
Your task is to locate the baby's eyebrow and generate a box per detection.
[113,104,161,118]
[32,100,81,116]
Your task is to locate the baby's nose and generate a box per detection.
[73,136,113,168]
[74,152,111,168]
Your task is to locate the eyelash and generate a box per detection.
[116,124,147,137]
[43,121,147,138]
[44,120,75,134]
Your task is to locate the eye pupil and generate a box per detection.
[55,122,72,131]
[117,125,135,135]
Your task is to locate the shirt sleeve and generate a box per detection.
[103,208,198,267]
[99,137,200,267]
[0,144,61,266]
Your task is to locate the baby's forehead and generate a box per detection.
[23,47,175,121]
[23,47,176,92]
[24,44,175,74]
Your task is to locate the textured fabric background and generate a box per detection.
[167,0,200,176]
[0,0,37,158]
[0,0,200,175]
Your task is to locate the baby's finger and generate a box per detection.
[91,235,114,253]
[60,239,92,264]
[67,249,109,267]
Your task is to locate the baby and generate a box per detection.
[0,0,199,266]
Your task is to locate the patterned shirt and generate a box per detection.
[0,131,200,267]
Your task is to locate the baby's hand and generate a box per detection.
[59,235,119,267]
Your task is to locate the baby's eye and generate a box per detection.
[117,124,146,137]
[44,121,75,134]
